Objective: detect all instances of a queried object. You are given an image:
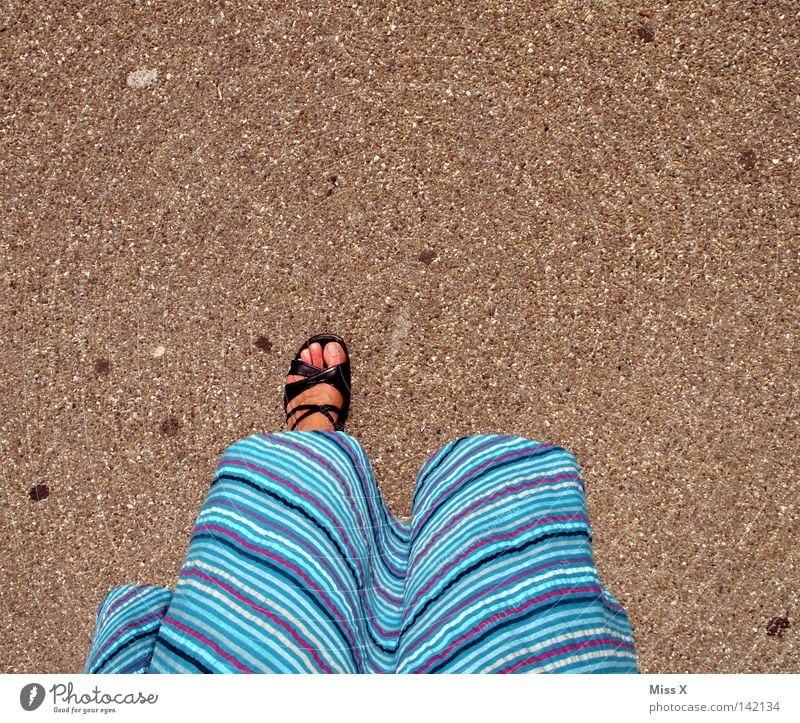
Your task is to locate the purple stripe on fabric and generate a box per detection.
[499,636,637,673]
[104,584,149,618]
[248,435,410,585]
[212,498,361,604]
[417,435,512,484]
[272,433,370,537]
[221,454,364,567]
[213,496,405,607]
[416,436,511,499]
[195,525,387,654]
[415,583,605,672]
[182,567,334,673]
[407,513,590,611]
[405,556,595,653]
[411,471,583,571]
[332,432,409,577]
[91,612,163,662]
[162,615,255,673]
[413,443,557,539]
[119,656,150,674]
[598,589,626,612]
[221,436,407,606]
[191,523,365,646]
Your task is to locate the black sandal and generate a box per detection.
[283,334,351,431]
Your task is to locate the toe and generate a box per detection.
[286,347,312,385]
[309,342,323,368]
[323,341,345,368]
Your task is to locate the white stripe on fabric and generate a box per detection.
[398,564,600,669]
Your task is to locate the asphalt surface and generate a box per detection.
[1,0,798,673]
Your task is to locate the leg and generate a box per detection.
[396,434,638,673]
[148,430,410,673]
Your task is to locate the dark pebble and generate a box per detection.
[160,416,181,436]
[255,336,273,352]
[29,484,50,501]
[766,614,791,637]
[637,25,655,43]
[739,149,757,171]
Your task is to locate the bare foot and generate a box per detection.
[285,341,347,431]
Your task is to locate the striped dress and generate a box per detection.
[84,432,638,673]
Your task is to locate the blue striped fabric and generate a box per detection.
[85,584,172,673]
[85,432,637,673]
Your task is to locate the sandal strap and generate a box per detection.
[287,403,342,431]
[288,358,325,378]
[285,358,351,407]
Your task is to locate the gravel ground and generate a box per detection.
[1,0,798,673]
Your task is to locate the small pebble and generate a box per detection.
[255,336,272,352]
[127,68,158,89]
[29,484,50,502]
[766,614,791,638]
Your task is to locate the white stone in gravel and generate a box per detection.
[127,68,158,89]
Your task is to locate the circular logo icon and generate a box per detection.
[20,683,45,712]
